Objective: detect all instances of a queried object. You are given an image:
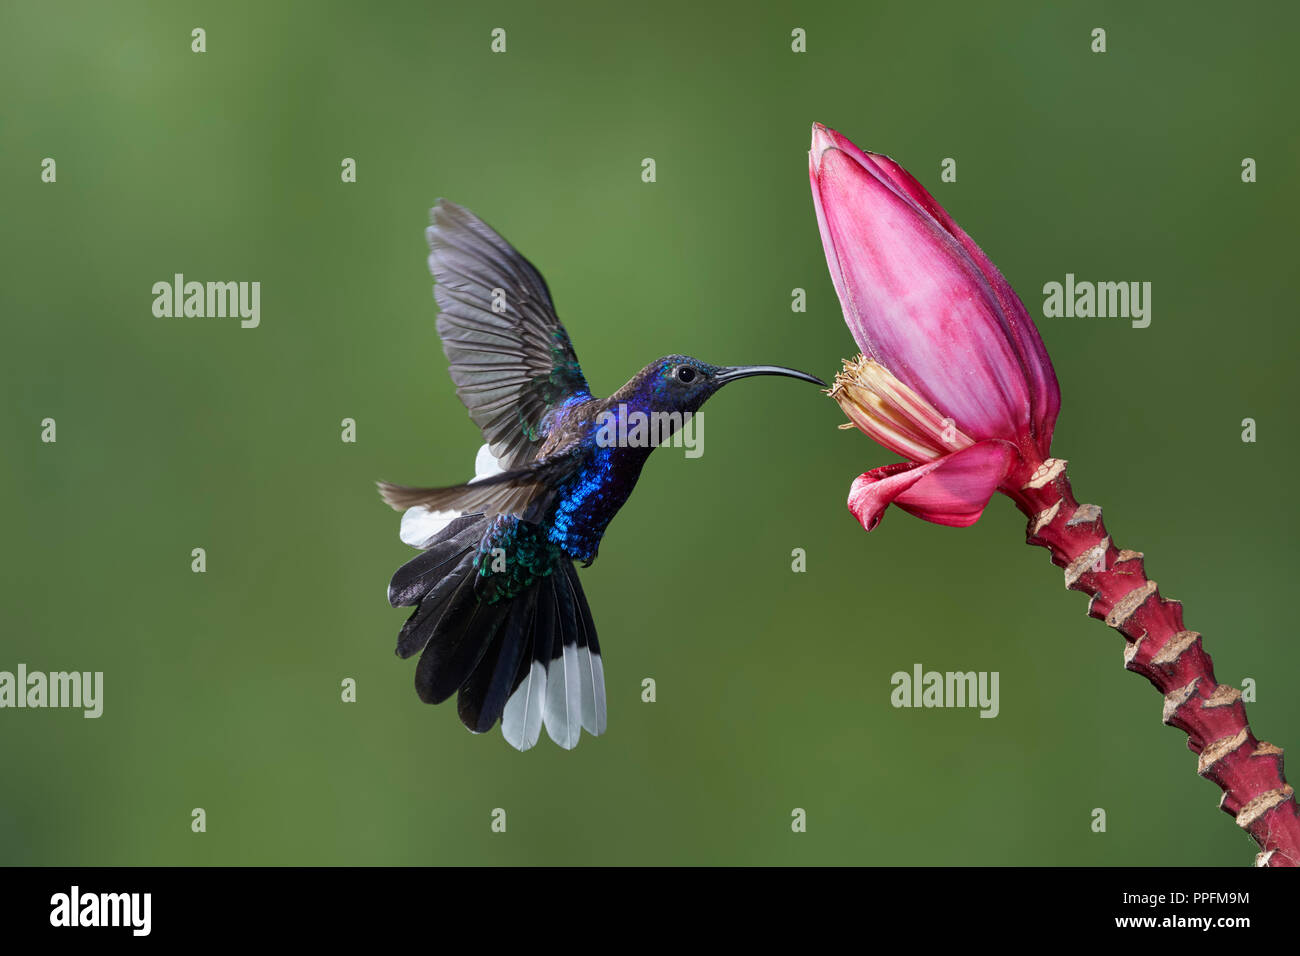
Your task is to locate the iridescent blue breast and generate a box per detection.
[546,444,646,563]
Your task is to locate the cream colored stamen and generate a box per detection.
[828,355,972,462]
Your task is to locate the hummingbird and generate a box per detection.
[379,200,824,751]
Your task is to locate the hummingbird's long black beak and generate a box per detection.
[714,365,827,387]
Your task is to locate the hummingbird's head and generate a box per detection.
[638,355,826,415]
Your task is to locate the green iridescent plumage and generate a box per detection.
[472,516,565,605]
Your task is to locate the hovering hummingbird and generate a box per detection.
[379,200,824,751]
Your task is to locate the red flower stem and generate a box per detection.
[1005,458,1300,866]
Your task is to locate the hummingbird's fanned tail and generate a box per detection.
[387,512,605,751]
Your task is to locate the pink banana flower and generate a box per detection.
[810,122,1060,530]
[807,123,1300,866]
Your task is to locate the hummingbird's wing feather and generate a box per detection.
[428,200,592,470]
[377,453,581,520]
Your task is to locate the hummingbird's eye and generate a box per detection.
[675,365,697,384]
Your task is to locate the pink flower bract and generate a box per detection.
[811,123,1060,531]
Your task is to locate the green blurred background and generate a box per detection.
[2,0,1297,866]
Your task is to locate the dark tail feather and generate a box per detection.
[394,552,475,661]
[414,588,511,705]
[388,513,486,609]
[544,569,583,749]
[498,576,557,750]
[457,586,537,733]
[389,514,501,699]
[562,562,607,737]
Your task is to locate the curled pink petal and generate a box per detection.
[846,440,1016,532]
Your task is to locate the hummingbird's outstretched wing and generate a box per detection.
[376,451,580,521]
[428,200,592,470]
